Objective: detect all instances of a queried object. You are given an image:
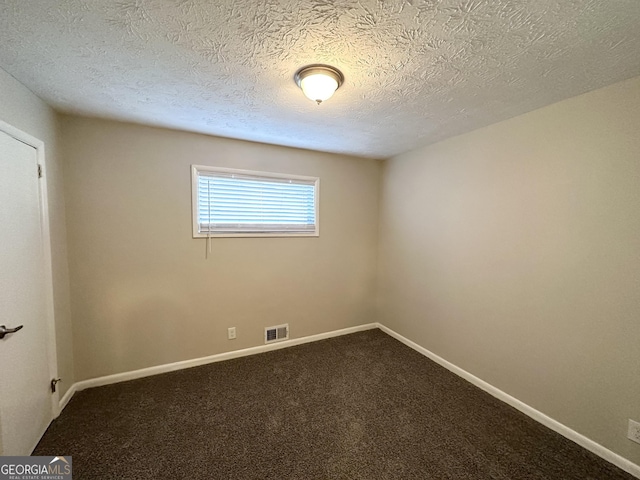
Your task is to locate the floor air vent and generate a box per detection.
[265,324,289,344]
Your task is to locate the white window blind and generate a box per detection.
[192,166,319,237]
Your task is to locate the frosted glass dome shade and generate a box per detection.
[300,74,338,104]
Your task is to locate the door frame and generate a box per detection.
[0,119,60,421]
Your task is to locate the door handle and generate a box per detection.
[0,325,23,339]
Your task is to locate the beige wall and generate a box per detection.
[0,68,74,397]
[377,75,640,464]
[61,116,380,381]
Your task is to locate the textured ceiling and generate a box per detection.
[1,1,639,159]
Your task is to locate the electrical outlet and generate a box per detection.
[227,327,236,340]
[628,419,640,445]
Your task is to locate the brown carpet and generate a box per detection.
[34,329,634,479]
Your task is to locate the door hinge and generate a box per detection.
[37,164,43,178]
[51,378,62,393]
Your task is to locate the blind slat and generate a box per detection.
[201,180,314,190]
[200,205,314,213]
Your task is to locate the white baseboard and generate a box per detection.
[60,323,377,406]
[377,323,640,479]
[57,383,77,415]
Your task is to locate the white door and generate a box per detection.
[0,130,52,455]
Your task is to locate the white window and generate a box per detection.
[191,165,319,237]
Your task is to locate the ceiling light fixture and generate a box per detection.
[294,64,344,105]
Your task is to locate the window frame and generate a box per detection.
[191,165,320,238]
